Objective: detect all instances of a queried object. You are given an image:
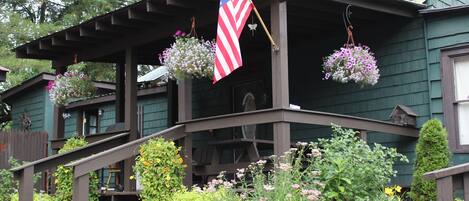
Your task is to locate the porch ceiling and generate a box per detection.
[13,0,424,68]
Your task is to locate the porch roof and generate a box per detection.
[13,0,424,68]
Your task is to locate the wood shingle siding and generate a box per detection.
[425,12,469,162]
[188,17,430,187]
[63,94,168,138]
[10,86,46,132]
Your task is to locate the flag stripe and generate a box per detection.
[213,0,252,83]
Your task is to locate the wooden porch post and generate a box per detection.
[53,66,66,141]
[436,176,453,201]
[271,0,290,156]
[16,166,34,201]
[72,174,89,201]
[115,63,125,123]
[178,79,192,187]
[123,48,138,191]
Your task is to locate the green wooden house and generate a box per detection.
[7,0,469,200]
[0,73,115,151]
[0,73,171,154]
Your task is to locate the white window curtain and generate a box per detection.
[454,56,469,145]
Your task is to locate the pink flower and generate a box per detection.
[292,184,300,189]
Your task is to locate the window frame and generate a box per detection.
[441,45,469,152]
[83,109,100,136]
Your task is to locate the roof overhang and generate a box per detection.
[420,5,469,15]
[13,0,424,68]
[329,0,425,18]
[65,85,167,110]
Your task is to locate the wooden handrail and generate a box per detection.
[66,125,185,177]
[11,131,129,173]
[65,125,186,201]
[12,131,129,201]
[50,129,129,150]
[424,162,469,180]
[423,162,469,201]
[179,108,419,137]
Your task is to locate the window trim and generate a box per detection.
[441,45,469,153]
[83,109,100,136]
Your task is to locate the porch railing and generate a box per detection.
[424,162,469,201]
[11,131,130,201]
[62,108,418,201]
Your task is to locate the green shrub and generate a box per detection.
[409,119,451,201]
[133,138,185,201]
[312,125,408,200]
[0,158,21,200]
[172,188,239,201]
[200,125,406,201]
[10,192,54,201]
[0,158,41,201]
[54,137,99,201]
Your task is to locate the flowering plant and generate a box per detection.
[234,144,325,201]
[133,138,185,201]
[159,31,216,80]
[47,70,96,106]
[323,44,380,87]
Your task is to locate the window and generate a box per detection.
[83,110,99,135]
[442,46,469,152]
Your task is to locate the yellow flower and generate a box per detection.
[54,179,58,184]
[166,175,171,181]
[385,187,394,196]
[177,157,183,164]
[130,175,135,180]
[395,185,402,193]
[143,161,150,167]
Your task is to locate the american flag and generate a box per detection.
[213,0,253,83]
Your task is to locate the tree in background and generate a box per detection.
[409,119,451,201]
[0,0,141,128]
[0,0,140,90]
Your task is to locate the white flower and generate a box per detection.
[278,163,291,171]
[263,184,275,191]
[291,184,300,189]
[257,160,267,165]
[311,149,321,157]
[296,142,308,146]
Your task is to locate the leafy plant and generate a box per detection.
[133,138,185,201]
[172,187,239,201]
[229,143,324,201]
[47,69,96,106]
[10,191,54,201]
[0,157,42,201]
[0,158,21,201]
[312,125,408,200]
[54,137,99,201]
[409,119,451,201]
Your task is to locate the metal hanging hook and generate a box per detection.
[342,4,353,30]
[342,5,355,46]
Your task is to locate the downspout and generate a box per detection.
[423,16,433,119]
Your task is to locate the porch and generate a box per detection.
[10,0,424,200]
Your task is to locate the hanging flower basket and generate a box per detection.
[47,70,96,106]
[322,44,380,87]
[159,31,216,80]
